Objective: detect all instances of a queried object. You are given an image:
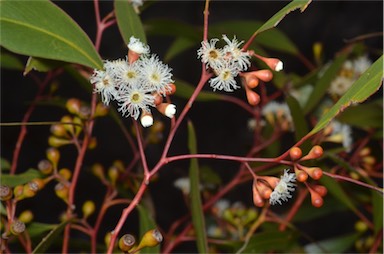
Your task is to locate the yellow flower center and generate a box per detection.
[127,71,136,79]
[209,50,218,59]
[131,91,142,104]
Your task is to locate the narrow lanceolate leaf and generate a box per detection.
[253,0,312,36]
[187,121,208,253]
[114,0,146,45]
[0,0,103,69]
[1,169,43,187]
[137,200,160,253]
[308,55,383,136]
[304,52,349,114]
[32,220,70,254]
[371,190,383,234]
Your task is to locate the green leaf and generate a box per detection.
[337,101,383,129]
[187,121,208,253]
[1,169,43,187]
[1,157,11,171]
[320,175,358,213]
[286,95,311,152]
[1,52,24,70]
[210,21,299,55]
[32,220,70,254]
[304,233,360,253]
[114,0,146,44]
[235,231,297,253]
[0,0,102,69]
[145,19,201,41]
[175,79,222,101]
[304,52,349,114]
[371,190,383,234]
[165,37,196,62]
[137,200,160,253]
[27,222,57,238]
[24,57,67,75]
[308,55,383,136]
[253,0,312,36]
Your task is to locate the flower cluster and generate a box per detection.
[261,101,294,131]
[197,35,252,92]
[328,55,371,98]
[90,37,176,127]
[252,169,296,207]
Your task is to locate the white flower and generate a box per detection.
[353,55,371,75]
[261,101,294,131]
[111,58,141,86]
[269,169,296,205]
[174,178,191,195]
[117,83,154,120]
[197,38,224,69]
[328,76,354,97]
[213,199,231,216]
[140,55,174,94]
[90,68,118,105]
[209,62,239,92]
[222,35,251,71]
[326,120,353,152]
[290,85,313,107]
[128,36,150,55]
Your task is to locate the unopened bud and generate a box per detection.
[245,88,260,106]
[157,103,176,118]
[140,111,154,128]
[295,169,308,182]
[92,163,105,181]
[38,159,53,175]
[254,54,283,72]
[301,145,323,161]
[59,168,72,181]
[301,166,323,180]
[108,166,119,186]
[14,185,24,200]
[165,83,176,95]
[255,180,272,199]
[19,210,34,224]
[252,179,265,207]
[46,147,60,166]
[10,220,26,235]
[82,200,96,219]
[79,105,91,119]
[50,124,67,138]
[55,183,69,202]
[312,185,327,197]
[153,93,163,106]
[253,69,273,82]
[119,234,136,252]
[309,188,323,208]
[137,229,163,250]
[0,185,12,201]
[66,98,81,115]
[95,102,109,117]
[88,137,98,150]
[289,147,302,161]
[48,136,71,147]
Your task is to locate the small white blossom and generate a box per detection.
[112,58,141,86]
[213,199,231,216]
[222,34,251,71]
[117,83,154,120]
[269,169,296,205]
[328,76,354,97]
[197,38,224,69]
[90,69,117,105]
[290,85,314,107]
[140,55,174,94]
[209,62,239,92]
[327,120,353,152]
[128,36,150,54]
[353,55,371,75]
[261,101,294,131]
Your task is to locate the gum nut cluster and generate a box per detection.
[90,36,176,127]
[197,35,252,92]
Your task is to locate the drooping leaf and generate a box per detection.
[308,55,383,136]
[27,222,57,238]
[175,79,222,101]
[165,37,196,62]
[233,231,297,253]
[32,220,70,254]
[371,190,383,234]
[336,100,383,129]
[187,121,208,253]
[320,175,358,214]
[1,169,43,187]
[253,0,312,36]
[304,52,349,114]
[0,0,102,69]
[286,95,311,152]
[24,57,67,75]
[1,157,11,171]
[1,52,24,70]
[114,0,146,44]
[304,233,360,253]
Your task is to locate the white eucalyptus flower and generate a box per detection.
[269,169,296,205]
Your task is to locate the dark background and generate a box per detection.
[1,1,383,252]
